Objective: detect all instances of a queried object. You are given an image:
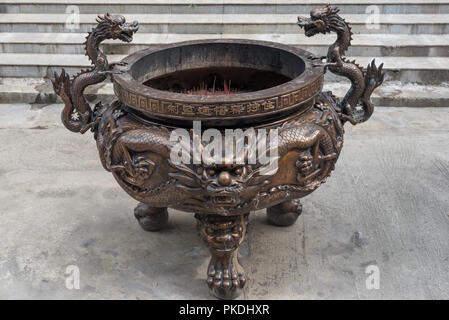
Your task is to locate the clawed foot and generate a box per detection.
[126,155,154,185]
[196,214,248,299]
[207,256,246,300]
[296,153,314,176]
[267,199,302,227]
[133,156,155,179]
[338,112,360,125]
[112,155,155,186]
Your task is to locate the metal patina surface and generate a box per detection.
[52,5,384,299]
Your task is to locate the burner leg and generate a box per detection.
[195,213,248,299]
[134,203,168,231]
[267,199,302,226]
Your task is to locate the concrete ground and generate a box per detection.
[0,104,448,299]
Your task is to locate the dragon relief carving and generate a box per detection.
[52,13,138,133]
[298,4,385,124]
[92,98,343,215]
[94,101,177,206]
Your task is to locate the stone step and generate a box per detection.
[0,13,448,34]
[1,0,449,14]
[1,77,447,108]
[0,53,447,84]
[1,32,448,57]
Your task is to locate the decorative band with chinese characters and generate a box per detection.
[114,76,323,119]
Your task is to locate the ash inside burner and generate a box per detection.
[144,67,292,96]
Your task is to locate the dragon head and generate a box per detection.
[169,162,263,209]
[202,165,248,207]
[168,144,271,211]
[96,13,139,43]
[297,5,342,37]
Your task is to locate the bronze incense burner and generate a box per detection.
[52,6,384,299]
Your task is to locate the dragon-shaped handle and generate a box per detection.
[52,13,138,133]
[297,5,384,125]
